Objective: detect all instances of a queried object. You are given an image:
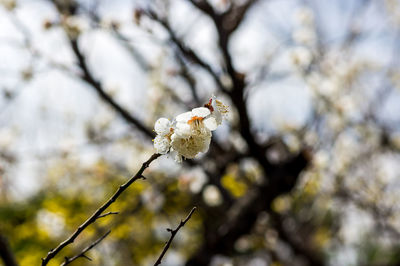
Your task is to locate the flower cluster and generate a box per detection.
[153,97,228,162]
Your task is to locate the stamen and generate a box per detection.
[187,116,204,124]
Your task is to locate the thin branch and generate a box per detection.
[60,230,111,266]
[96,211,119,219]
[41,153,162,266]
[154,207,197,266]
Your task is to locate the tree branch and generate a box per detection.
[145,10,227,93]
[41,153,162,266]
[0,234,18,266]
[154,207,197,266]
[269,212,325,266]
[97,211,119,219]
[60,230,111,266]
[186,151,311,265]
[187,0,216,18]
[69,39,155,139]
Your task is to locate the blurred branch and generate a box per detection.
[187,0,259,75]
[154,207,197,266]
[69,39,155,139]
[269,212,325,266]
[175,53,201,106]
[187,0,216,18]
[41,153,162,266]
[60,230,111,266]
[145,10,227,94]
[187,0,271,175]
[110,28,152,72]
[48,0,154,139]
[186,151,311,265]
[0,234,18,266]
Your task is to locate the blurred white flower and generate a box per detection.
[36,210,65,237]
[313,150,329,169]
[0,0,16,10]
[295,7,314,26]
[203,185,223,206]
[293,27,316,46]
[290,46,313,68]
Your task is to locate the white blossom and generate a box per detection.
[153,118,173,154]
[155,117,172,135]
[175,107,218,137]
[171,107,215,159]
[153,97,228,162]
[171,129,212,159]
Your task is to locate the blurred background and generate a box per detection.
[1,0,400,265]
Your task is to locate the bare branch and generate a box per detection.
[60,230,111,266]
[154,207,197,266]
[41,153,162,266]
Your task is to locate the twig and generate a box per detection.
[60,230,111,266]
[41,153,162,266]
[96,211,119,219]
[153,207,197,266]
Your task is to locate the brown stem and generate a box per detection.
[41,153,162,266]
[154,207,197,266]
[61,230,111,266]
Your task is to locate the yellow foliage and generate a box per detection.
[19,249,46,266]
[312,227,330,247]
[221,174,247,198]
[114,223,134,239]
[303,172,320,197]
[272,195,292,213]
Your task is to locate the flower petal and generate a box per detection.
[192,107,210,118]
[154,135,170,154]
[154,118,171,135]
[176,111,193,122]
[212,110,222,125]
[203,117,218,131]
[176,122,191,137]
[200,134,211,152]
